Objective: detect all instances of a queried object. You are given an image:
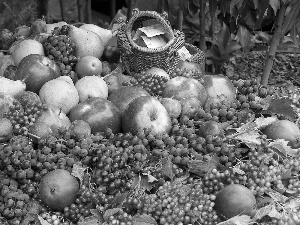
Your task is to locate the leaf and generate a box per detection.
[90,207,104,222]
[267,189,289,203]
[232,130,261,145]
[71,162,85,185]
[103,208,123,221]
[78,216,102,225]
[161,157,175,180]
[173,173,190,185]
[37,216,51,225]
[188,154,219,176]
[131,174,155,192]
[142,172,158,183]
[282,1,300,33]
[284,198,300,209]
[111,192,129,207]
[254,116,277,130]
[253,204,273,221]
[270,0,280,15]
[237,26,251,49]
[232,167,245,175]
[280,168,293,180]
[132,214,157,225]
[217,215,252,225]
[265,98,297,121]
[267,205,282,219]
[268,139,297,158]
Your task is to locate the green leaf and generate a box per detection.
[270,0,280,15]
[253,204,273,221]
[282,1,300,33]
[103,208,123,221]
[237,26,252,49]
[256,2,272,27]
[227,41,242,55]
[71,162,85,186]
[111,192,129,207]
[265,98,297,121]
[206,48,223,62]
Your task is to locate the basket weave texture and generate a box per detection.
[117,9,185,75]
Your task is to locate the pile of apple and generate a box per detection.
[1,17,300,225]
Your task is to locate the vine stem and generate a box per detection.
[261,3,287,86]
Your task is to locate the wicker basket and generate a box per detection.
[117,8,185,75]
[184,43,206,74]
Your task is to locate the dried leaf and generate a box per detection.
[233,130,261,145]
[268,139,296,158]
[71,163,85,185]
[132,214,157,225]
[142,172,158,183]
[253,204,273,221]
[217,215,252,225]
[267,205,282,219]
[103,208,123,221]
[267,189,289,203]
[266,98,297,121]
[161,157,175,180]
[254,116,277,130]
[37,216,51,225]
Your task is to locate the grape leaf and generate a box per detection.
[232,130,261,145]
[132,214,157,225]
[268,139,297,158]
[161,157,175,180]
[90,207,104,221]
[254,116,277,130]
[267,205,282,219]
[103,208,123,221]
[111,192,129,207]
[280,168,293,180]
[37,216,51,225]
[284,198,300,209]
[131,174,154,192]
[78,216,102,225]
[267,189,289,203]
[173,173,190,185]
[253,204,273,221]
[71,162,85,185]
[265,98,297,121]
[217,215,252,225]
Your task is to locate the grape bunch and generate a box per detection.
[169,68,201,79]
[132,71,169,96]
[135,180,220,225]
[0,179,30,224]
[233,79,273,111]
[43,25,78,81]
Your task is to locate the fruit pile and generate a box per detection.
[1,18,300,225]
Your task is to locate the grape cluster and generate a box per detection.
[169,68,201,79]
[43,25,78,81]
[233,79,273,111]
[39,212,68,225]
[0,179,30,224]
[132,71,169,96]
[136,181,220,225]
[4,101,45,136]
[105,209,133,225]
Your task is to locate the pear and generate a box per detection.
[39,76,79,114]
[68,25,104,59]
[0,77,26,97]
[80,24,113,47]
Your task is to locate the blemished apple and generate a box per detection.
[14,54,61,93]
[68,97,122,134]
[10,39,45,66]
[107,86,150,114]
[202,74,236,103]
[122,96,172,135]
[162,76,208,106]
[75,56,103,78]
[160,98,182,118]
[39,169,79,211]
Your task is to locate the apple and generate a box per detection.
[68,97,122,134]
[68,120,92,140]
[122,96,172,135]
[102,45,121,63]
[0,118,13,142]
[160,98,182,118]
[202,74,236,103]
[28,121,53,144]
[39,169,79,211]
[10,39,45,66]
[14,54,61,93]
[36,104,71,137]
[75,56,103,78]
[162,76,208,107]
[107,86,150,114]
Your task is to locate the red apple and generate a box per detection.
[202,74,236,103]
[14,54,61,93]
[39,169,79,211]
[162,76,208,107]
[75,56,103,78]
[68,97,122,134]
[122,96,172,135]
[107,86,150,114]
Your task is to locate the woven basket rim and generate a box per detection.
[125,9,176,53]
